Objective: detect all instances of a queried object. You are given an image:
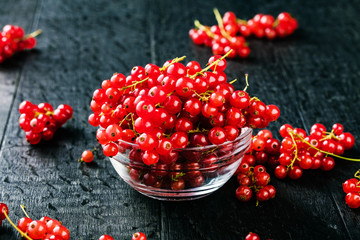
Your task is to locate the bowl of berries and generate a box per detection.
[89,52,280,200]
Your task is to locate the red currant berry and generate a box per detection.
[236,186,253,201]
[99,235,114,240]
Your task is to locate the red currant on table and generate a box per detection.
[245,232,260,240]
[79,149,94,163]
[99,235,114,240]
[132,232,147,240]
[343,170,360,208]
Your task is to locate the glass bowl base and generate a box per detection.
[110,157,241,201]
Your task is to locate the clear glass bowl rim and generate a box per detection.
[114,126,252,151]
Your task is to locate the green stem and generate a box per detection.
[243,74,249,92]
[3,210,33,240]
[292,131,360,162]
[190,50,233,79]
[194,20,215,38]
[213,8,231,40]
[20,205,31,219]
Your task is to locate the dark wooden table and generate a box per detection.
[0,0,359,239]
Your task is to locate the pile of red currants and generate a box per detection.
[189,9,298,58]
[18,101,73,144]
[89,53,280,163]
[88,53,280,190]
[0,25,40,63]
[343,170,360,209]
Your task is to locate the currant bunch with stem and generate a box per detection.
[274,123,357,180]
[19,101,73,144]
[0,25,42,63]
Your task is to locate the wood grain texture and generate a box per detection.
[0,0,359,239]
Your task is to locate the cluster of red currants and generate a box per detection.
[273,123,355,180]
[238,12,298,39]
[189,9,298,58]
[0,25,40,63]
[0,203,70,240]
[235,163,276,203]
[19,101,73,144]
[244,129,281,168]
[189,9,250,58]
[89,53,280,164]
[99,232,147,240]
[343,170,360,209]
[234,130,279,203]
[1,203,147,240]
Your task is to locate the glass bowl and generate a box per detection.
[108,127,252,201]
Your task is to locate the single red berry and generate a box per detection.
[208,127,226,145]
[245,232,260,240]
[338,132,355,150]
[81,150,94,163]
[256,188,270,201]
[99,235,114,240]
[142,149,159,165]
[27,220,47,239]
[236,186,253,201]
[274,165,287,179]
[52,225,70,240]
[345,192,360,208]
[0,203,9,221]
[343,178,360,193]
[17,217,33,232]
[288,166,303,180]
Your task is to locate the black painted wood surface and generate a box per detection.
[0,0,359,239]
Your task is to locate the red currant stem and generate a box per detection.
[272,19,279,28]
[120,77,149,91]
[213,8,232,41]
[190,50,233,78]
[243,74,249,92]
[354,170,360,179]
[22,29,42,40]
[20,205,31,219]
[291,131,360,162]
[119,112,132,126]
[160,56,186,72]
[201,146,218,155]
[78,158,84,162]
[2,209,33,240]
[192,89,213,102]
[236,18,248,25]
[320,130,340,141]
[33,111,54,118]
[194,20,215,38]
[229,79,237,84]
[130,113,138,136]
[188,128,209,134]
[250,96,260,102]
[171,172,185,181]
[288,132,300,170]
